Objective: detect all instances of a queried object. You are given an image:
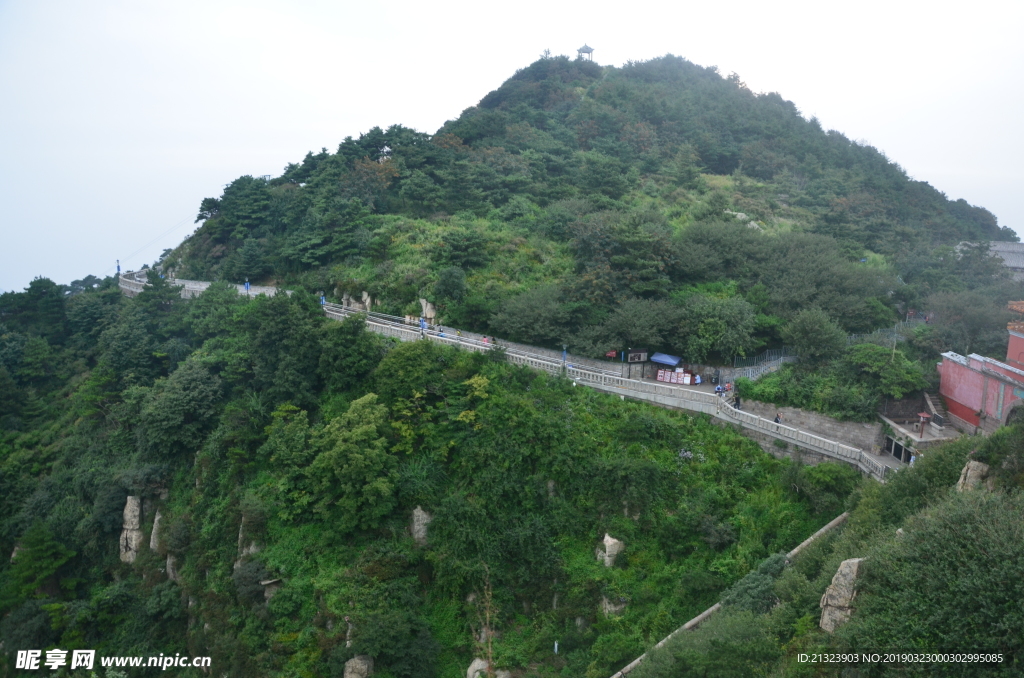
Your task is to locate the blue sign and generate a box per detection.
[419,317,426,330]
[244,281,251,292]
[320,295,326,305]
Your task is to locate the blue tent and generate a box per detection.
[649,352,682,367]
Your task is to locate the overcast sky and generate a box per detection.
[2,0,1022,292]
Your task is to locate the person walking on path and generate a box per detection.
[774,413,782,424]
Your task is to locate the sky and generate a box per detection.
[1,0,1022,292]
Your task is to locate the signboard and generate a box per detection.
[627,349,647,363]
[605,350,618,358]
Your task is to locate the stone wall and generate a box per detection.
[736,427,836,467]
[741,400,884,454]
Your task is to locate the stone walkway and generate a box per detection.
[118,274,895,480]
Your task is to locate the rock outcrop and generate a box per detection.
[466,658,509,678]
[119,496,144,563]
[344,654,373,678]
[411,506,433,547]
[601,595,628,616]
[419,298,436,322]
[261,578,282,601]
[595,533,625,567]
[820,557,865,632]
[149,509,163,551]
[234,516,260,569]
[957,460,992,492]
[166,554,182,584]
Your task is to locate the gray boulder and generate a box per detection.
[820,557,865,632]
[466,658,509,678]
[601,595,628,616]
[412,506,433,546]
[594,533,625,567]
[119,496,144,563]
[344,655,373,678]
[150,509,163,551]
[956,460,991,492]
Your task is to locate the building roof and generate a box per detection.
[1009,300,1024,314]
[988,242,1024,270]
[577,44,593,53]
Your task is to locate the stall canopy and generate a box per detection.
[649,352,682,367]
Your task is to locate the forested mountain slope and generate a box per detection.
[3,55,1023,678]
[0,277,861,677]
[167,55,1017,368]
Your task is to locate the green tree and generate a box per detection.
[925,290,1014,358]
[781,309,846,363]
[838,491,1024,667]
[631,609,783,678]
[489,284,582,346]
[677,294,759,362]
[319,315,385,393]
[308,394,396,530]
[136,359,221,458]
[0,520,76,610]
[575,298,680,356]
[844,343,926,398]
[231,237,270,283]
[433,266,467,303]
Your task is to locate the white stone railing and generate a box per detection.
[118,271,284,298]
[325,304,887,481]
[120,277,887,481]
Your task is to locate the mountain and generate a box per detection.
[2,56,1023,678]
[165,55,1017,367]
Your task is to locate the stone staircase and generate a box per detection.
[923,391,949,428]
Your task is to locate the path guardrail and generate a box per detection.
[119,275,887,481]
[324,304,887,481]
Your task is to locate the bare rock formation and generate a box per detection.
[166,555,182,584]
[419,298,436,322]
[466,659,510,678]
[234,516,261,569]
[957,460,991,492]
[820,557,865,632]
[601,595,628,616]
[344,655,373,678]
[261,578,282,601]
[119,496,144,563]
[595,533,625,567]
[150,509,163,551]
[411,506,433,547]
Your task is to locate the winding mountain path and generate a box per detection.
[119,271,890,481]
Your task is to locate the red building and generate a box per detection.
[937,302,1024,433]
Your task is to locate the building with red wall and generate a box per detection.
[937,307,1024,433]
